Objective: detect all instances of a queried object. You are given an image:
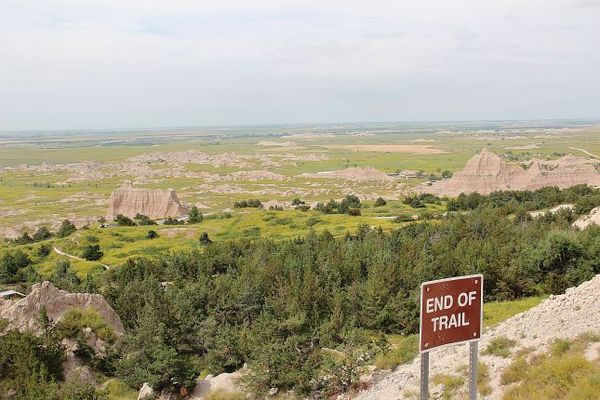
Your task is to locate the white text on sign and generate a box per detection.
[425,291,477,332]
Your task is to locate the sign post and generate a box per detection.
[419,274,483,400]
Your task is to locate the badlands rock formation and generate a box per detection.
[354,273,600,400]
[0,281,124,334]
[424,149,600,196]
[107,183,188,220]
[302,167,394,182]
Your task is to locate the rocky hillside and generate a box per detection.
[574,205,600,229]
[423,149,600,196]
[353,273,600,400]
[0,281,124,334]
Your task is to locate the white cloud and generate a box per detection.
[0,0,598,130]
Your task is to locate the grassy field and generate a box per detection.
[0,198,444,278]
[2,121,600,272]
[2,122,600,237]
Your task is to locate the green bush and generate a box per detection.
[114,214,136,226]
[503,354,599,400]
[56,308,116,343]
[375,335,418,370]
[374,197,387,207]
[187,206,204,224]
[57,219,77,237]
[550,338,573,357]
[82,243,103,261]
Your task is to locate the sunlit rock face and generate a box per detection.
[106,182,188,220]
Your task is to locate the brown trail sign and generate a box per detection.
[419,274,483,400]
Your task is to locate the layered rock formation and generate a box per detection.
[0,281,124,334]
[106,183,188,220]
[423,149,600,196]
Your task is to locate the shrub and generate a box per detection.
[145,230,159,239]
[346,208,361,216]
[56,219,77,237]
[50,259,81,291]
[503,354,599,400]
[305,217,321,227]
[114,214,135,226]
[32,226,53,241]
[550,338,573,357]
[82,243,103,261]
[134,213,156,226]
[56,308,116,343]
[483,336,517,358]
[234,199,262,208]
[188,206,204,224]
[36,243,52,257]
[500,356,528,385]
[375,335,418,370]
[163,216,184,225]
[374,197,387,207]
[199,232,212,245]
[0,250,32,284]
[13,231,34,244]
[393,214,414,223]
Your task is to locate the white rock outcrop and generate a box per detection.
[574,205,600,230]
[138,383,156,400]
[0,281,124,334]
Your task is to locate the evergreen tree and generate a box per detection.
[57,219,77,237]
[187,206,203,224]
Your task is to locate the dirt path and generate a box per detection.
[53,246,110,270]
[569,147,600,159]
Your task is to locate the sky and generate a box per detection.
[0,0,599,131]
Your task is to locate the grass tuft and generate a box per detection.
[500,356,528,385]
[204,390,246,400]
[375,335,418,370]
[431,373,464,399]
[483,336,517,358]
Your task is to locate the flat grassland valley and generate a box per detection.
[2,120,600,400]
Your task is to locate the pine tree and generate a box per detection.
[187,205,203,224]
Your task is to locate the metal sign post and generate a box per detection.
[469,341,478,400]
[419,274,483,400]
[420,351,429,400]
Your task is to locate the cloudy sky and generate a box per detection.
[1,0,599,130]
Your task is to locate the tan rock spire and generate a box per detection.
[106,184,188,220]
